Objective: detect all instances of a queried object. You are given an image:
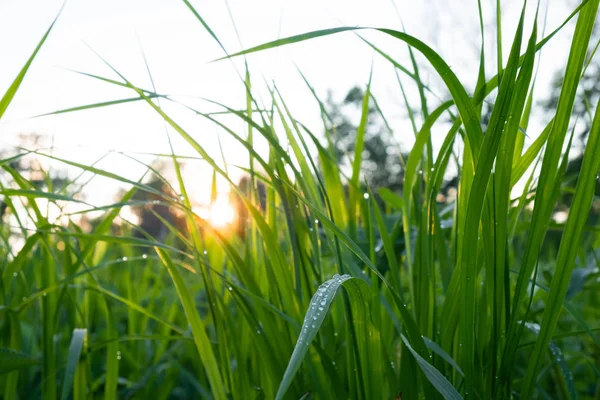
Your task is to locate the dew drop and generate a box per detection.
[142,254,148,259]
[13,272,17,277]
[320,300,326,306]
[228,287,233,291]
[318,306,324,311]
[311,324,316,328]
[314,219,319,224]
[203,250,208,255]
[122,256,128,261]
[363,193,370,200]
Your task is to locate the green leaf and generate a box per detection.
[0,4,63,119]
[522,78,600,398]
[61,329,87,400]
[275,274,352,400]
[0,348,40,374]
[156,249,227,400]
[524,323,577,400]
[400,336,463,400]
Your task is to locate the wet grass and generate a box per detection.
[1,1,600,399]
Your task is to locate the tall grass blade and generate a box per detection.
[61,329,87,400]
[156,248,227,400]
[0,348,40,374]
[522,94,600,398]
[0,4,63,119]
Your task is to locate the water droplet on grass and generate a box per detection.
[142,254,148,259]
[363,193,370,199]
[122,256,128,261]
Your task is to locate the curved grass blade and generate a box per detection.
[0,3,64,119]
[0,189,91,205]
[275,274,352,400]
[156,248,227,400]
[0,348,40,374]
[524,323,577,400]
[219,26,484,156]
[522,94,600,398]
[60,328,87,400]
[423,337,465,378]
[400,335,463,400]
[32,95,164,118]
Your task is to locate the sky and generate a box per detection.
[0,0,580,207]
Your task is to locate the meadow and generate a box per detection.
[1,0,600,399]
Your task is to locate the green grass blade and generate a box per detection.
[156,248,227,400]
[61,329,87,400]
[0,4,63,119]
[400,335,463,400]
[522,95,600,398]
[275,274,351,400]
[0,348,40,374]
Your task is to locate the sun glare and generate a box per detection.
[195,196,236,229]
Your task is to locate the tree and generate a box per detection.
[325,86,406,192]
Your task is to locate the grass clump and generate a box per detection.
[1,1,600,399]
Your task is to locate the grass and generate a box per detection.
[1,1,600,399]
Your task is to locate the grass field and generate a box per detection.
[1,1,600,399]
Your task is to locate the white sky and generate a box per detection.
[0,0,580,206]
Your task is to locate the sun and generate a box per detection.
[194,196,236,229]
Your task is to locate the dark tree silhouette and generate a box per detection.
[127,172,186,243]
[325,86,406,192]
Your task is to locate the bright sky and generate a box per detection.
[0,0,578,206]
